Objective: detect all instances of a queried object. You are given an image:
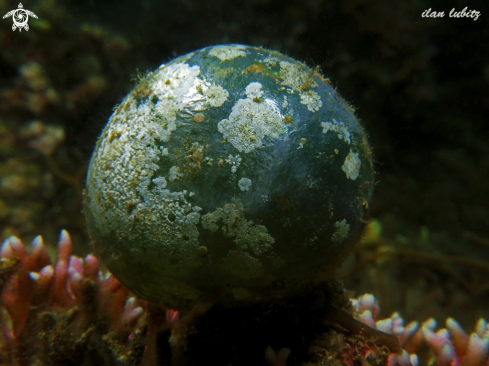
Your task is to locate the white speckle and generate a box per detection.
[262,55,279,67]
[218,85,283,153]
[168,166,183,181]
[342,150,361,180]
[208,45,248,61]
[321,119,351,144]
[282,96,288,108]
[153,63,201,104]
[183,77,207,106]
[332,219,350,244]
[201,199,274,258]
[261,195,269,202]
[204,85,229,107]
[189,192,195,197]
[245,82,264,99]
[160,147,169,156]
[279,61,317,92]
[305,175,320,188]
[225,154,242,173]
[152,177,167,188]
[185,211,201,225]
[300,91,322,112]
[144,62,201,142]
[238,178,252,192]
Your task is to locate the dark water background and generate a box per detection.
[1,0,488,329]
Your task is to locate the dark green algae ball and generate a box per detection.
[84,44,374,310]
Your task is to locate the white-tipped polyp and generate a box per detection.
[475,318,487,337]
[397,350,411,366]
[31,235,44,249]
[0,240,13,258]
[29,272,41,281]
[376,318,394,335]
[125,297,137,310]
[409,354,419,366]
[422,318,437,331]
[59,230,71,243]
[359,293,376,311]
[40,265,54,276]
[438,342,454,363]
[7,236,26,258]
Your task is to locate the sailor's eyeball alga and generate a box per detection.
[84,44,374,310]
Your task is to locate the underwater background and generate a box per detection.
[0,0,488,345]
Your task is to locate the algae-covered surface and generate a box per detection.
[1,0,488,364]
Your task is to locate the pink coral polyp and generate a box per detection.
[351,294,489,366]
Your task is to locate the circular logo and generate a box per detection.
[12,9,29,29]
[3,3,38,32]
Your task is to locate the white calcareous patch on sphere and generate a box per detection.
[261,54,280,67]
[182,77,207,107]
[300,91,322,112]
[201,200,274,254]
[84,61,206,273]
[279,61,322,114]
[160,147,169,156]
[152,176,167,189]
[226,154,242,173]
[238,177,252,191]
[332,219,350,244]
[204,84,229,107]
[245,82,264,99]
[342,150,361,180]
[154,63,201,107]
[279,61,317,91]
[321,119,351,144]
[218,84,283,153]
[168,166,183,181]
[183,77,229,110]
[127,62,202,144]
[208,45,249,61]
[282,95,288,108]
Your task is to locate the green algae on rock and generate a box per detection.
[84,44,374,309]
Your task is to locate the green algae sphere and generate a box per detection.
[84,44,374,309]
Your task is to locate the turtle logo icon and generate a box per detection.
[3,3,38,32]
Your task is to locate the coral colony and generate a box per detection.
[1,233,488,365]
[0,231,179,365]
[1,45,488,365]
